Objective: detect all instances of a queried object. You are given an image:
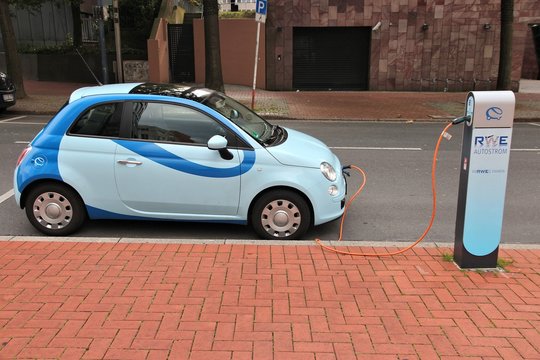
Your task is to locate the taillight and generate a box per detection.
[16,146,32,167]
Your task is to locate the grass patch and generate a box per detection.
[497,257,514,271]
[442,253,454,262]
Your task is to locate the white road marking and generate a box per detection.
[330,146,423,151]
[528,123,540,127]
[331,146,537,152]
[1,122,46,125]
[0,116,27,123]
[0,189,14,204]
[14,141,30,144]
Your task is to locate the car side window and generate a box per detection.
[130,102,228,145]
[70,103,122,137]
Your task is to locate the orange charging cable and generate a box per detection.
[315,122,454,256]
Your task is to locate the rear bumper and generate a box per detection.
[0,90,16,109]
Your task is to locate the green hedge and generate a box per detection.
[219,10,255,19]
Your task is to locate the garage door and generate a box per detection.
[293,27,371,90]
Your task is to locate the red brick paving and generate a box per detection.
[16,80,540,121]
[0,241,539,359]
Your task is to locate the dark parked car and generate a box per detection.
[0,71,16,110]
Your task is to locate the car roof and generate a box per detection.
[68,83,216,104]
[69,83,142,103]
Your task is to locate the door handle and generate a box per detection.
[117,159,143,166]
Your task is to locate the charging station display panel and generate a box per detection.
[463,127,512,256]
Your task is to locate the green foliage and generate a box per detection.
[497,257,514,270]
[119,0,161,51]
[18,43,73,54]
[19,40,145,57]
[220,10,255,19]
[441,253,454,262]
[18,33,74,54]
[9,0,48,8]
[9,0,81,11]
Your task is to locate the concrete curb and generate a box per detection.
[3,236,540,250]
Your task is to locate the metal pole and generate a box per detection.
[113,0,123,83]
[97,0,108,84]
[251,21,261,110]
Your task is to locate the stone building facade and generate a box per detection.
[265,0,540,91]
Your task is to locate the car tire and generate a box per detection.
[25,183,86,236]
[251,190,311,240]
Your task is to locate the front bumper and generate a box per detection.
[313,165,348,226]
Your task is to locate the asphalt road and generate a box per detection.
[1,114,539,244]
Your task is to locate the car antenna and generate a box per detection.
[75,48,103,86]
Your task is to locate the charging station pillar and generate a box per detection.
[454,91,515,268]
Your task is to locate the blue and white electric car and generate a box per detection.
[14,83,346,239]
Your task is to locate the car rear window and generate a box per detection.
[69,103,122,137]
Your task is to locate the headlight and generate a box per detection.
[320,162,337,181]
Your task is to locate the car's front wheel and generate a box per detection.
[25,183,86,236]
[251,190,311,240]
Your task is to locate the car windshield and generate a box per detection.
[196,92,271,143]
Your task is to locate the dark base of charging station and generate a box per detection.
[453,244,499,269]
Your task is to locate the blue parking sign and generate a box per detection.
[256,0,267,15]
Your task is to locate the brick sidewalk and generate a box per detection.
[0,241,539,359]
[9,80,540,121]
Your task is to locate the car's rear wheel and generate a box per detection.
[25,183,86,236]
[251,190,311,240]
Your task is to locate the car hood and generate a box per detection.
[266,127,340,169]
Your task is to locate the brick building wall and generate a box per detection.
[266,0,540,91]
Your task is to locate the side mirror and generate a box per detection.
[207,135,228,150]
[207,135,233,160]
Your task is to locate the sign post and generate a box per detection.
[454,91,515,268]
[112,0,123,83]
[252,0,267,109]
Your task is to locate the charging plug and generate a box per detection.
[452,115,471,125]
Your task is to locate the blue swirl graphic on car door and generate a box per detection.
[113,139,255,177]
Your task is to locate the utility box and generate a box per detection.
[454,91,515,269]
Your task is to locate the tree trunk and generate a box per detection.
[0,0,26,98]
[202,0,224,93]
[496,0,513,90]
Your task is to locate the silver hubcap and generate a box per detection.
[261,199,301,238]
[32,192,73,230]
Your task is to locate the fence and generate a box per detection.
[1,2,73,49]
